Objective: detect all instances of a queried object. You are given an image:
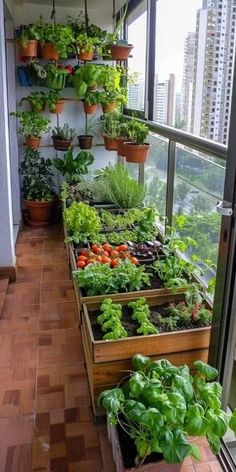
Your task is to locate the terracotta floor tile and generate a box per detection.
[1,303,40,320]
[39,301,77,331]
[4,443,32,472]
[38,330,83,367]
[0,317,39,335]
[41,264,71,284]
[15,265,42,284]
[194,462,223,471]
[16,240,44,257]
[0,415,34,447]
[40,281,75,304]
[5,283,40,306]
[42,248,68,264]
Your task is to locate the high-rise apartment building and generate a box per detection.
[191,0,236,144]
[181,32,196,132]
[154,74,175,126]
[128,80,145,111]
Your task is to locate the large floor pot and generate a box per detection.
[19,40,38,58]
[78,135,93,149]
[123,142,150,163]
[41,42,59,61]
[110,44,133,60]
[24,199,55,226]
[103,134,118,151]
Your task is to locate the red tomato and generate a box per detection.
[130,257,139,265]
[110,259,120,267]
[77,255,87,262]
[91,244,100,254]
[110,250,120,258]
[87,258,96,265]
[102,250,110,257]
[103,244,112,253]
[80,249,89,256]
[77,260,86,269]
[96,255,102,263]
[117,244,128,252]
[102,256,112,264]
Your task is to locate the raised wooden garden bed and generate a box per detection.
[81,292,211,419]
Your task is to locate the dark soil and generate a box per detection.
[116,422,163,468]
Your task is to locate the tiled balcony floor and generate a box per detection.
[0,224,224,471]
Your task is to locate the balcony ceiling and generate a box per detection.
[14,0,126,9]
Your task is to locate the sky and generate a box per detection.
[128,0,202,92]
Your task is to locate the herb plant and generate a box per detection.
[11,111,50,137]
[19,91,47,112]
[83,91,101,105]
[76,33,98,54]
[126,118,149,145]
[46,90,61,112]
[19,148,54,202]
[52,124,76,142]
[53,148,94,183]
[45,64,68,90]
[37,18,75,58]
[63,202,101,243]
[97,299,127,340]
[73,260,150,296]
[128,298,158,335]
[98,354,236,466]
[73,64,101,97]
[152,255,195,290]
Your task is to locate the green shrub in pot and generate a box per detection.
[123,118,150,163]
[73,64,101,97]
[19,91,47,112]
[11,111,50,148]
[98,354,236,467]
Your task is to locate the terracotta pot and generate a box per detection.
[77,48,94,61]
[123,142,150,163]
[30,103,46,113]
[117,137,131,157]
[102,101,116,113]
[110,44,133,61]
[103,134,118,151]
[83,102,98,115]
[24,199,55,226]
[52,137,72,151]
[78,135,93,149]
[25,136,41,149]
[41,42,59,61]
[49,99,66,114]
[19,40,38,58]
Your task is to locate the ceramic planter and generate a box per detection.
[110,44,133,61]
[77,48,94,61]
[117,137,131,157]
[49,99,66,114]
[77,135,93,149]
[81,293,211,418]
[102,101,116,113]
[19,40,38,58]
[25,136,41,149]
[52,137,72,151]
[83,102,98,115]
[41,42,59,61]
[103,134,118,151]
[24,199,55,226]
[124,142,151,163]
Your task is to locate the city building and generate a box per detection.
[128,79,145,110]
[191,0,236,144]
[154,73,175,126]
[181,32,196,132]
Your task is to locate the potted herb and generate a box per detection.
[99,354,236,470]
[102,112,120,151]
[117,121,131,157]
[45,64,69,90]
[100,91,117,114]
[107,2,133,61]
[73,64,101,97]
[51,124,76,151]
[19,91,47,113]
[77,115,100,149]
[11,111,50,149]
[53,147,94,183]
[17,24,41,58]
[123,119,150,163]
[47,90,66,114]
[76,33,98,61]
[19,148,55,226]
[82,91,101,114]
[39,22,75,60]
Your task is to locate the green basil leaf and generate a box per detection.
[206,410,228,437]
[132,354,151,372]
[229,410,236,434]
[125,400,146,422]
[135,438,151,458]
[129,372,146,398]
[162,430,192,464]
[194,361,218,380]
[186,405,208,436]
[191,444,201,461]
[173,375,193,400]
[206,432,221,454]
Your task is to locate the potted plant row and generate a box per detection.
[99,354,236,471]
[19,90,66,114]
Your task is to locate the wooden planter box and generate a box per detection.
[81,293,211,420]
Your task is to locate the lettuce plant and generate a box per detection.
[63,202,101,243]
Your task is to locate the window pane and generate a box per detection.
[144,134,168,218]
[154,0,234,144]
[127,1,147,111]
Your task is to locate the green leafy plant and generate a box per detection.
[53,148,94,183]
[128,298,157,335]
[11,111,50,137]
[63,202,101,243]
[83,91,101,105]
[73,65,101,97]
[19,91,47,112]
[67,14,107,42]
[36,17,75,58]
[60,181,94,206]
[46,90,61,112]
[19,148,54,201]
[98,65,123,91]
[45,64,68,90]
[52,124,76,142]
[152,255,195,290]
[73,259,150,296]
[97,299,127,340]
[96,164,146,209]
[98,354,236,466]
[126,118,149,145]
[102,112,123,138]
[18,22,44,48]
[76,33,98,54]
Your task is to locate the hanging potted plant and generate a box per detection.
[11,111,51,149]
[45,64,69,90]
[100,91,117,114]
[17,24,40,58]
[19,148,56,226]
[40,21,75,60]
[102,112,121,151]
[19,91,47,113]
[77,115,101,149]
[73,64,101,97]
[82,91,101,114]
[117,121,131,156]
[123,119,150,163]
[47,90,66,114]
[76,33,98,61]
[99,354,236,471]
[52,124,76,151]
[107,2,133,61]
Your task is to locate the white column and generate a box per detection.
[0,0,16,268]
